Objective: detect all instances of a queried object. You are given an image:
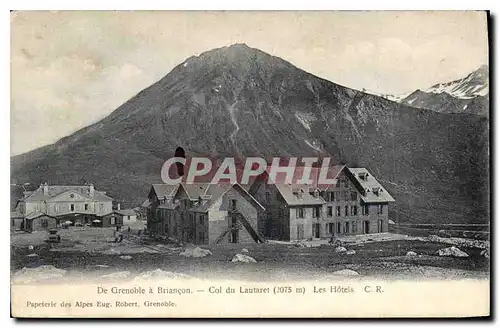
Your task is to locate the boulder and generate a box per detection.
[231,254,257,263]
[437,246,469,258]
[332,269,359,276]
[346,250,356,255]
[179,247,213,258]
[388,220,396,225]
[406,251,417,257]
[241,248,249,254]
[335,246,347,253]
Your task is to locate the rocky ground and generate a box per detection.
[11,228,489,284]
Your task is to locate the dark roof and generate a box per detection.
[24,185,113,202]
[153,182,264,214]
[347,168,395,203]
[151,184,179,199]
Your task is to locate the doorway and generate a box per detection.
[296,224,304,240]
[313,223,320,238]
[363,221,370,234]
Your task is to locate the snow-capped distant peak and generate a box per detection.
[364,90,412,103]
[425,65,489,99]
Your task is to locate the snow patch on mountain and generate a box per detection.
[304,139,322,152]
[295,112,316,132]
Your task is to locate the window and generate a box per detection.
[84,204,89,211]
[343,179,349,188]
[352,221,358,233]
[327,206,333,217]
[336,178,341,187]
[265,192,270,203]
[70,204,75,212]
[231,199,237,210]
[314,206,321,218]
[335,191,340,201]
[41,219,48,229]
[351,192,358,201]
[343,191,349,201]
[329,192,335,202]
[336,206,341,217]
[328,223,334,234]
[351,205,358,216]
[363,204,370,215]
[199,215,205,225]
[99,203,104,212]
[345,206,349,216]
[378,205,384,214]
[297,207,304,218]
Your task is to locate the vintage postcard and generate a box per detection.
[10,11,490,318]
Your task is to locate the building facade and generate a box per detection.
[147,183,265,245]
[14,182,115,229]
[250,166,395,241]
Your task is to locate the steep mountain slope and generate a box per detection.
[11,44,490,224]
[377,65,489,116]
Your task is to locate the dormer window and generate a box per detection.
[313,189,319,198]
[359,173,368,181]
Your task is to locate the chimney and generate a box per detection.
[89,183,94,196]
[117,203,121,210]
[43,182,49,195]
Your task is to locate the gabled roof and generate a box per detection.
[347,168,395,203]
[153,182,264,214]
[24,185,113,202]
[188,183,234,213]
[151,184,179,199]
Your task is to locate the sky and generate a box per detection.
[10,11,489,156]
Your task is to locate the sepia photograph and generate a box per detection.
[9,10,490,318]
